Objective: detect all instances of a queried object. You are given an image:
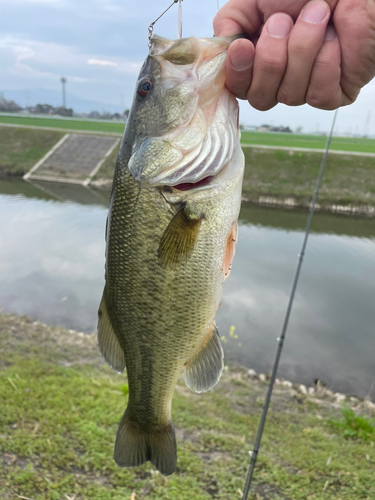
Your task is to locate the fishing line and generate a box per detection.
[148,0,183,43]
[242,109,338,500]
[177,0,183,38]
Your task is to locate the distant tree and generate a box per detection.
[35,104,54,114]
[56,107,73,117]
[88,111,101,119]
[0,96,21,112]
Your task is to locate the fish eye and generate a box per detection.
[137,78,153,97]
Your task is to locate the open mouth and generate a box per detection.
[172,175,215,191]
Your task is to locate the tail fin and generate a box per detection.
[114,409,177,476]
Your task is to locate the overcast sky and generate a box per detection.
[1,0,375,135]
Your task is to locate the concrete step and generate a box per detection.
[24,133,120,185]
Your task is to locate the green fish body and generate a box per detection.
[98,35,244,476]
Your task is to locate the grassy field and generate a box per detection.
[95,143,375,207]
[0,127,64,176]
[240,131,375,153]
[242,148,375,207]
[0,114,125,135]
[1,114,375,153]
[1,313,374,500]
[1,126,374,209]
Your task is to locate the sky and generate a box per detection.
[1,0,375,135]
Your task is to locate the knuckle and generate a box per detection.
[305,88,339,110]
[248,92,276,111]
[289,42,314,60]
[277,88,304,106]
[257,53,286,76]
[249,101,273,112]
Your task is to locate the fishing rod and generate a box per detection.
[146,2,339,494]
[242,109,338,500]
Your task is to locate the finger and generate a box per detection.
[213,0,263,37]
[247,13,294,111]
[225,39,255,100]
[277,0,331,106]
[305,26,347,109]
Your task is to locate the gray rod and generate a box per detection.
[242,109,338,500]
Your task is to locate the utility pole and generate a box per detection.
[61,77,67,108]
[364,110,371,137]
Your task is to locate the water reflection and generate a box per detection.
[0,179,374,399]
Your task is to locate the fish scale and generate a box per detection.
[98,35,244,476]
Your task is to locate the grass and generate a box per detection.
[240,131,375,153]
[242,148,375,207]
[2,114,375,153]
[329,406,375,442]
[0,127,64,176]
[0,115,125,134]
[95,145,375,208]
[1,313,375,500]
[2,126,375,210]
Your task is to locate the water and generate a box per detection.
[1,178,374,399]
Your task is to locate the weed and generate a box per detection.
[328,405,375,441]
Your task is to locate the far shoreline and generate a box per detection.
[1,126,375,217]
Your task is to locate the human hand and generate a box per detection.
[213,0,375,110]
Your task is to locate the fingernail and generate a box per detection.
[324,25,336,41]
[229,44,253,70]
[301,1,329,24]
[267,14,293,38]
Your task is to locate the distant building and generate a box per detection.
[257,124,292,133]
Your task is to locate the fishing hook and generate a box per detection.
[148,0,183,47]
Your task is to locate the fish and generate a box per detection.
[97,34,245,476]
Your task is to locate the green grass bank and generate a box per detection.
[93,140,375,210]
[1,126,375,213]
[0,114,125,135]
[0,313,374,499]
[2,114,375,153]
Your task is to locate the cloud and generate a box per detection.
[88,59,117,67]
[0,36,143,86]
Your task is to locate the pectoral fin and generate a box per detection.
[183,322,224,393]
[158,206,202,270]
[98,291,126,374]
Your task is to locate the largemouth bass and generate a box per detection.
[98,35,244,476]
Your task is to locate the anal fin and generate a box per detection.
[98,291,126,373]
[183,322,224,393]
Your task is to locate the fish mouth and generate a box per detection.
[128,35,240,188]
[171,175,215,192]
